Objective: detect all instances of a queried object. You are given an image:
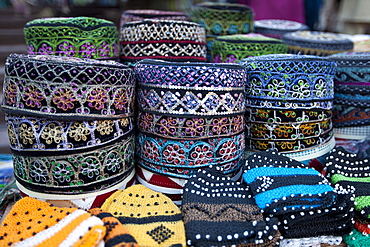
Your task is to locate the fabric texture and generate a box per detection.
[279,236,343,247]
[354,216,370,234]
[0,197,105,247]
[343,229,370,247]
[101,184,186,247]
[182,165,281,246]
[134,58,246,181]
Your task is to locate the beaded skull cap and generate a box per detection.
[182,165,281,246]
[2,53,136,120]
[120,9,190,28]
[240,54,336,110]
[211,33,288,63]
[120,19,207,63]
[254,19,309,39]
[135,59,246,117]
[243,150,336,215]
[24,17,119,59]
[281,31,354,56]
[190,2,255,36]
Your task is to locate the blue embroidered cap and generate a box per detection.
[240,54,336,110]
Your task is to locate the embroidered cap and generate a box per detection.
[120,19,207,63]
[211,33,288,63]
[1,53,136,120]
[120,9,189,28]
[281,31,354,56]
[254,19,309,39]
[240,54,336,110]
[24,17,119,59]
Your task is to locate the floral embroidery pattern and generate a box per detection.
[2,54,135,119]
[21,84,45,108]
[69,122,90,142]
[13,135,135,194]
[52,88,77,111]
[6,114,134,152]
[24,17,119,59]
[41,122,64,145]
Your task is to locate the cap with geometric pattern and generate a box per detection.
[101,184,186,247]
[182,165,282,246]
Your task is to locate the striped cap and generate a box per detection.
[0,197,105,247]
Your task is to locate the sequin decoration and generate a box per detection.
[13,133,135,195]
[120,20,206,63]
[6,114,133,154]
[24,17,119,59]
[2,54,136,119]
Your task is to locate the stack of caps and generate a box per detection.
[182,165,282,246]
[253,19,309,39]
[328,52,370,140]
[119,19,207,65]
[119,9,190,29]
[24,17,119,60]
[281,31,354,56]
[244,150,354,246]
[325,146,370,247]
[211,33,288,64]
[0,197,106,246]
[134,59,246,204]
[240,54,336,168]
[101,184,186,247]
[190,2,254,61]
[1,54,136,210]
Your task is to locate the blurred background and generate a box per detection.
[0,0,369,154]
